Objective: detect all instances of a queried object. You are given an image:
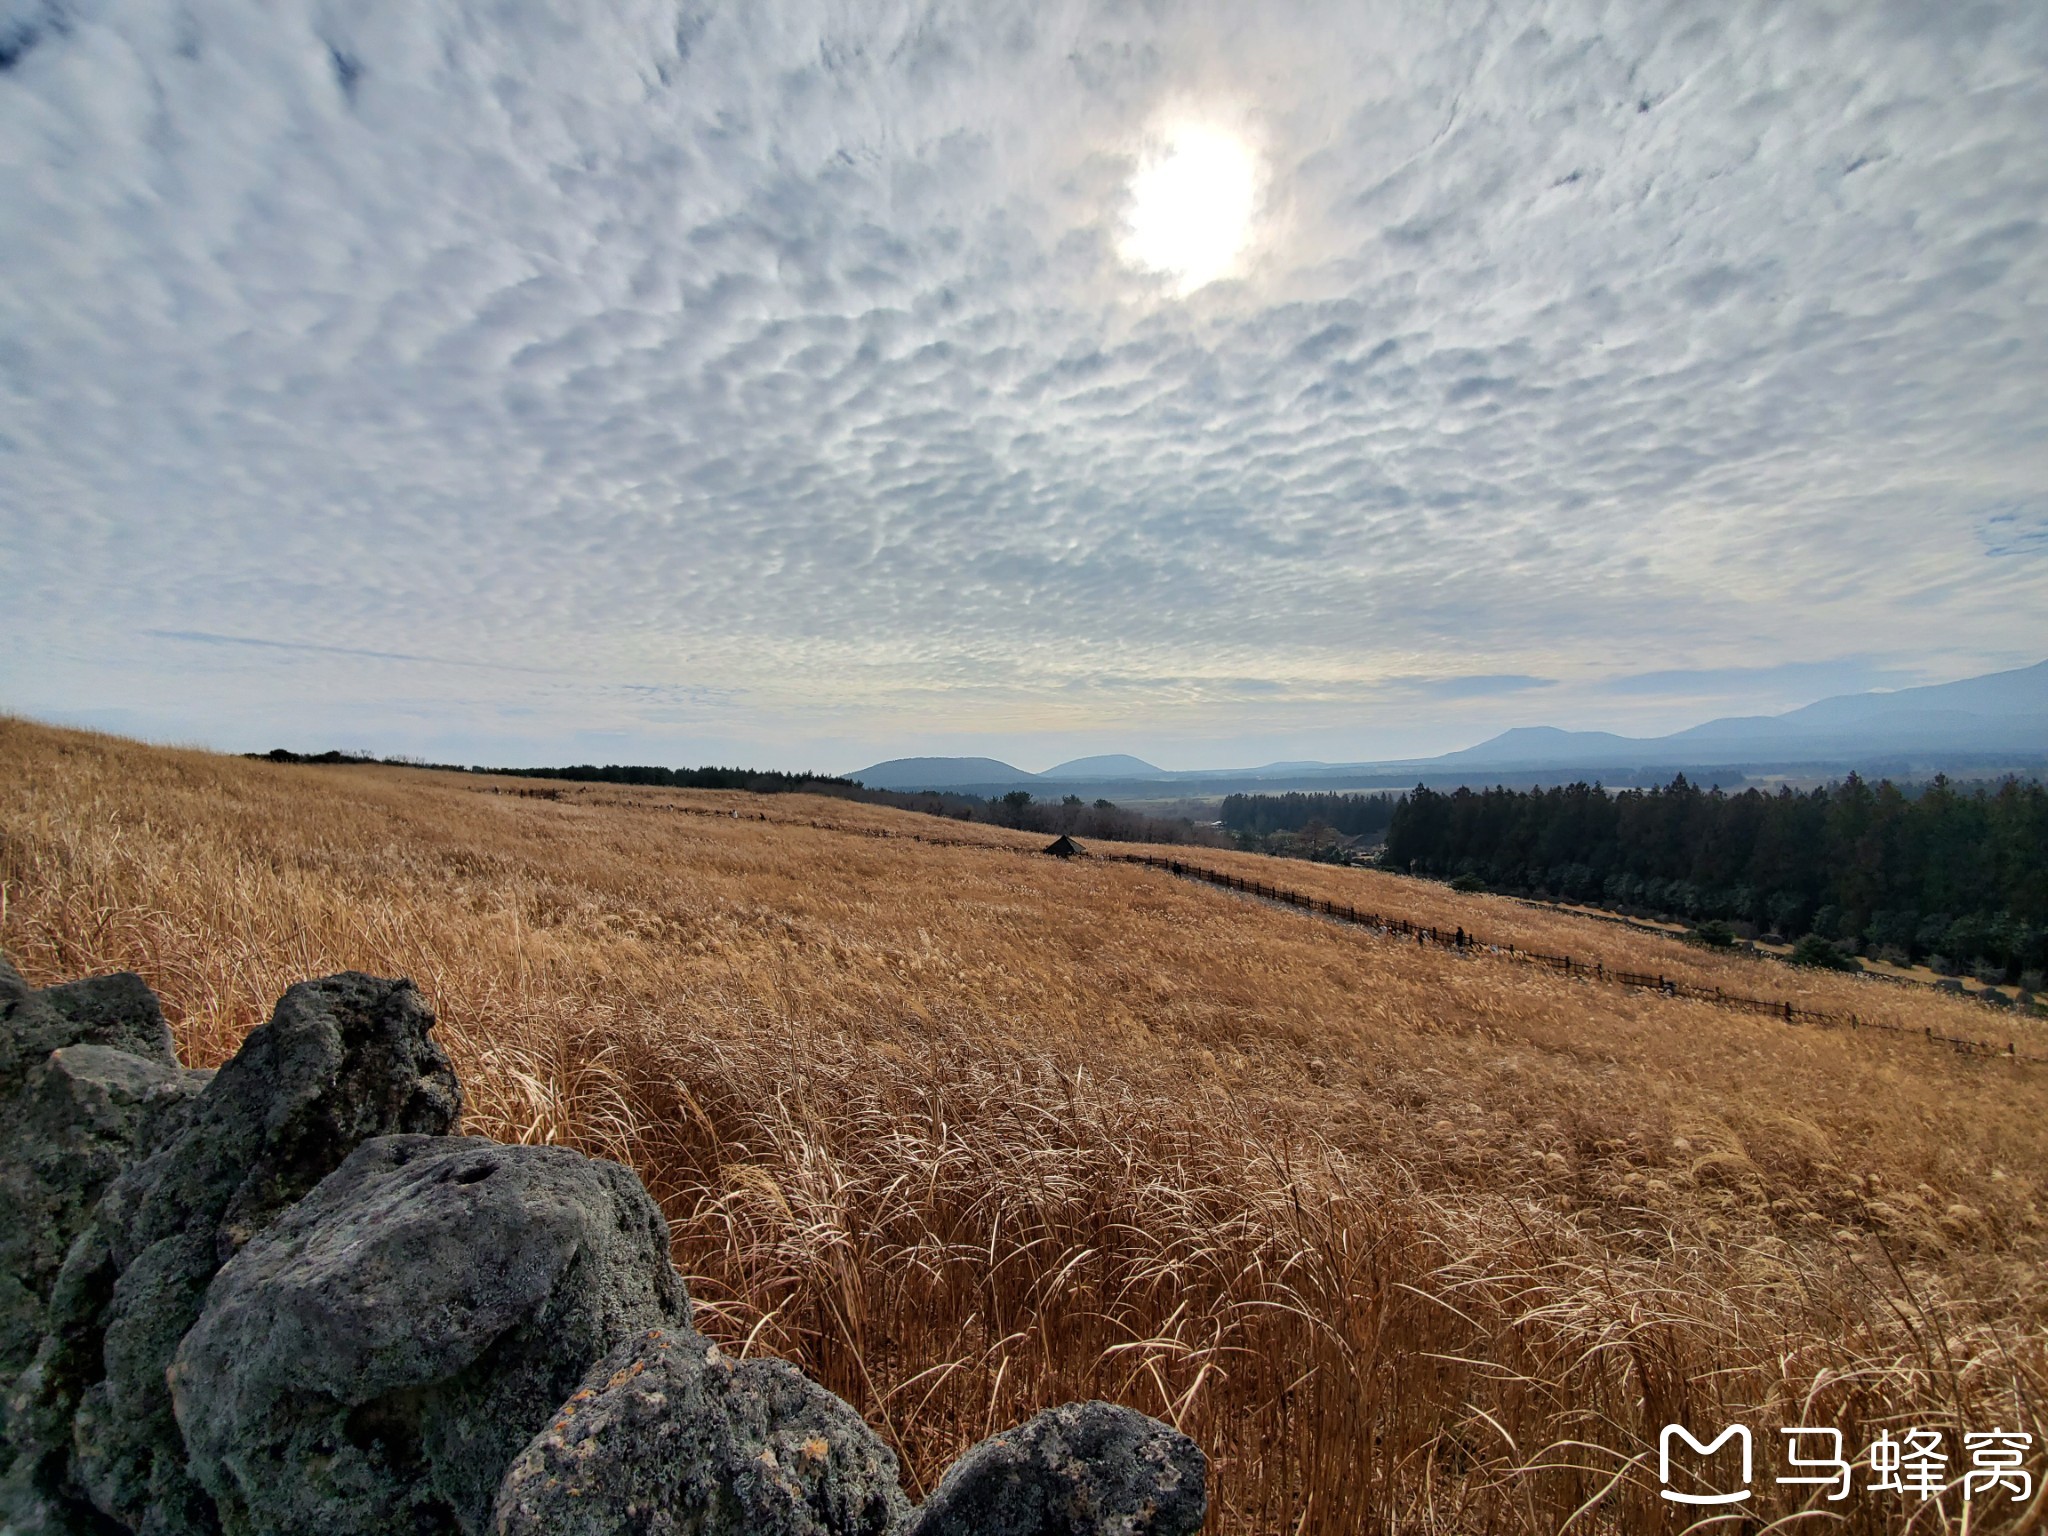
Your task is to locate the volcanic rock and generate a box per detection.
[176,1134,689,1536]
[493,1328,907,1536]
[905,1400,1206,1536]
[0,1044,208,1380]
[1,959,178,1097]
[11,971,461,1533]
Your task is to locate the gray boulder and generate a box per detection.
[0,1044,210,1381]
[1,959,178,1097]
[905,1401,1206,1536]
[493,1329,908,1536]
[0,959,208,1536]
[11,972,461,1535]
[176,1134,690,1536]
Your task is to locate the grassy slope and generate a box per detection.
[3,719,2043,1533]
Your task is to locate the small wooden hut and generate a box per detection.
[1042,834,1082,858]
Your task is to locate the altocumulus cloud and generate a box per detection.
[1,0,2044,766]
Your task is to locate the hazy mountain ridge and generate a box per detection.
[1039,754,1165,780]
[850,661,2048,792]
[1447,660,2048,768]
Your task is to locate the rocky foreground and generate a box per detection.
[0,960,1206,1535]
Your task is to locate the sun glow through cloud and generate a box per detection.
[1120,123,1260,294]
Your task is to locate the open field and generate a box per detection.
[1139,851,2048,1037]
[4,718,2045,1533]
[1511,898,2038,1007]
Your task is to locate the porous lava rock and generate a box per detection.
[0,959,178,1097]
[493,1328,909,1536]
[0,1044,209,1380]
[904,1401,1206,1536]
[175,1134,690,1536]
[11,971,461,1534]
[0,958,202,1386]
[0,959,206,1535]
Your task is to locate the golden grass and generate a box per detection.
[4,718,2044,1533]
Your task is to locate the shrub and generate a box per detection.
[1448,873,1486,893]
[1916,914,1955,955]
[1766,892,1809,935]
[1789,935,1859,971]
[1689,921,1735,949]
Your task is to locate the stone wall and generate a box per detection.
[0,959,1205,1536]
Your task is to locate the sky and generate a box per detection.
[2,0,2044,774]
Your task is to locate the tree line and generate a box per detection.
[1220,791,1397,839]
[255,749,856,794]
[1382,774,2048,983]
[867,788,1225,846]
[253,751,1219,846]
[487,762,857,794]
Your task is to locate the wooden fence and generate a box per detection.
[1106,853,2048,1066]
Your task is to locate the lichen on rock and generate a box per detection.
[494,1327,909,1536]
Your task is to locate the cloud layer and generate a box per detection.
[3,0,2044,767]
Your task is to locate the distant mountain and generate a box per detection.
[1434,727,1638,767]
[1039,754,1164,780]
[1779,661,2048,729]
[1445,660,2048,769]
[849,661,2048,796]
[851,756,1033,790]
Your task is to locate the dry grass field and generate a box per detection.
[4,718,2045,1533]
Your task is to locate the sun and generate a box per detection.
[1120,123,1260,294]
